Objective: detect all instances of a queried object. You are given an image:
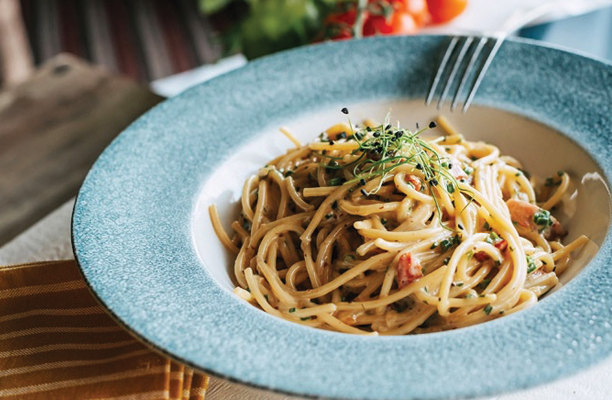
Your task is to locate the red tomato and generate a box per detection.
[426,0,467,24]
[363,11,418,36]
[390,12,418,34]
[395,0,430,27]
[324,10,357,40]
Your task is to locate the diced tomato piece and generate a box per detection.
[474,239,506,263]
[405,174,422,192]
[396,253,423,289]
[473,251,489,262]
[494,239,508,252]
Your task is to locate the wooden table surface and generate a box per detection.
[0,53,163,246]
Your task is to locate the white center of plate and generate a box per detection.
[192,99,610,293]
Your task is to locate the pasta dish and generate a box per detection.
[209,110,588,335]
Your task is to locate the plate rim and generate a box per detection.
[72,34,612,400]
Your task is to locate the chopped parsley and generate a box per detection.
[533,209,553,231]
[486,231,500,244]
[440,238,453,251]
[478,279,491,290]
[483,304,493,315]
[526,256,537,273]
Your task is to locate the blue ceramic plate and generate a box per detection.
[73,36,612,400]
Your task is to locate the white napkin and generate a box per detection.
[422,0,612,35]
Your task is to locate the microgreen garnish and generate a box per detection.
[315,117,474,230]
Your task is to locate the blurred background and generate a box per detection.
[1,0,612,89]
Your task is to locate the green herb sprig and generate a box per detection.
[318,115,472,231]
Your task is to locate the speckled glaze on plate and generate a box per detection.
[72,36,612,400]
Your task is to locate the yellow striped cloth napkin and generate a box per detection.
[0,260,209,400]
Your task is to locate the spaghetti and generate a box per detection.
[210,113,588,335]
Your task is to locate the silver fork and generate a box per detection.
[425,3,556,113]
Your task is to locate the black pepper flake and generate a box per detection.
[430,179,438,186]
[361,189,368,196]
[429,121,437,129]
[359,178,366,186]
[366,126,372,132]
[385,124,391,130]
[341,107,349,114]
[329,140,335,145]
[416,163,423,170]
[373,132,380,138]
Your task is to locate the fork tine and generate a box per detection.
[451,37,488,112]
[437,36,474,110]
[462,35,505,113]
[426,36,460,106]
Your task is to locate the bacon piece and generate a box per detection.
[473,239,507,263]
[396,253,423,289]
[448,159,473,185]
[506,199,565,240]
[449,162,467,181]
[506,199,540,230]
[405,174,422,192]
[546,219,566,241]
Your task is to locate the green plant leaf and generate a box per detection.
[200,0,236,14]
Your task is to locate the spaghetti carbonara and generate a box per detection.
[209,111,588,335]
